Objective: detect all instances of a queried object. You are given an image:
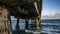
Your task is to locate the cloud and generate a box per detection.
[41,13,60,19]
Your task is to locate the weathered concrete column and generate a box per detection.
[15,18,19,30]
[0,5,12,34]
[35,0,42,30]
[36,17,40,30]
[25,19,29,30]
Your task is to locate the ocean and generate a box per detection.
[11,19,60,34]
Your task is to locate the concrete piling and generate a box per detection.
[0,5,12,34]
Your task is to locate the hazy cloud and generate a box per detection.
[41,13,60,19]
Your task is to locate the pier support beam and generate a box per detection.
[35,0,42,30]
[0,5,12,34]
[15,18,19,30]
[36,17,40,30]
[25,19,29,30]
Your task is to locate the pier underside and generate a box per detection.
[0,0,42,34]
[0,0,42,19]
[10,3,38,19]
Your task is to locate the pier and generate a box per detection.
[0,0,42,34]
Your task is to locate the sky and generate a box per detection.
[42,0,60,16]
